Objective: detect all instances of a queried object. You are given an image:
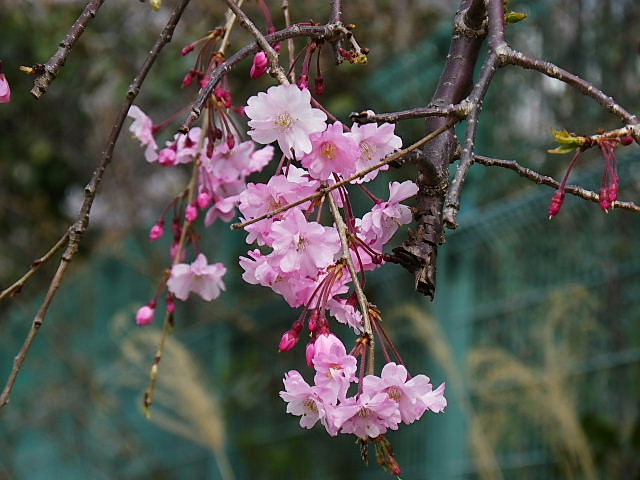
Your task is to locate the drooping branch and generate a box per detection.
[29,0,107,99]
[0,0,192,409]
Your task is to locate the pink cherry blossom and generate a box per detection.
[135,304,156,326]
[421,382,447,413]
[312,334,358,403]
[337,391,401,439]
[347,123,402,183]
[279,370,327,429]
[327,297,363,332]
[149,221,164,241]
[363,362,443,424]
[301,122,360,180]
[127,105,158,162]
[0,72,10,103]
[167,253,227,301]
[360,180,419,247]
[270,209,340,277]
[245,84,327,156]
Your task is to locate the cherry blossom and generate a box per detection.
[279,370,328,429]
[337,391,401,439]
[347,123,402,183]
[245,84,327,156]
[0,70,10,103]
[127,106,158,162]
[167,253,227,301]
[301,121,360,180]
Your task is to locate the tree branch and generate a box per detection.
[0,0,192,409]
[30,0,107,99]
[350,104,464,124]
[474,155,640,214]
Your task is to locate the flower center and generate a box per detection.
[303,398,318,414]
[274,112,293,132]
[357,407,373,418]
[387,386,402,401]
[321,142,337,160]
[360,141,376,161]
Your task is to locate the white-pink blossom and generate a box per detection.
[337,391,401,439]
[167,253,227,301]
[127,105,158,162]
[347,123,402,183]
[245,84,327,156]
[280,370,327,429]
[327,297,363,332]
[0,72,10,104]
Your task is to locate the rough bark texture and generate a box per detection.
[393,0,486,299]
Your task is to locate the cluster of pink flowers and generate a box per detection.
[280,334,446,438]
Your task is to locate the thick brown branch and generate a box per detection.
[30,0,106,99]
[393,0,486,299]
[0,0,192,409]
[474,155,640,214]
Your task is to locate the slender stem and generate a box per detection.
[232,119,457,230]
[281,0,296,83]
[0,232,69,301]
[326,192,374,376]
[30,0,107,99]
[219,0,244,54]
[474,155,640,213]
[223,0,289,85]
[0,0,192,410]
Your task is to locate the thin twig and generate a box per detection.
[281,0,296,83]
[0,232,69,301]
[474,155,640,214]
[350,104,464,124]
[30,0,107,99]
[0,0,192,410]
[500,47,638,126]
[180,23,349,132]
[232,119,457,230]
[223,0,289,85]
[443,49,500,228]
[326,192,374,376]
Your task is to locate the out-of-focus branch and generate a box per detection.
[281,0,296,83]
[29,0,107,99]
[223,0,289,84]
[474,155,640,214]
[0,0,192,409]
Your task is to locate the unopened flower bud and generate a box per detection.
[149,221,165,241]
[298,74,309,90]
[314,76,325,96]
[136,302,156,326]
[250,51,269,79]
[197,192,212,209]
[185,204,199,222]
[226,134,236,150]
[167,295,176,313]
[548,190,565,218]
[182,69,197,87]
[278,330,299,352]
[620,136,634,146]
[599,187,611,211]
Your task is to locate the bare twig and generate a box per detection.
[232,119,457,230]
[350,104,465,124]
[223,0,289,85]
[500,47,638,126]
[281,0,296,83]
[30,0,107,99]
[326,191,374,376]
[180,23,349,132]
[0,232,69,301]
[474,155,640,214]
[0,0,192,410]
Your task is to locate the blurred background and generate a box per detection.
[2,0,640,478]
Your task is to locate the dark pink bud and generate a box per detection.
[149,221,165,241]
[197,192,212,209]
[182,69,197,87]
[181,44,196,56]
[308,310,320,331]
[620,136,634,146]
[549,190,566,218]
[136,303,156,326]
[298,74,309,90]
[167,295,176,313]
[250,51,269,78]
[226,134,236,150]
[599,187,611,211]
[185,204,198,222]
[158,148,177,166]
[274,42,281,52]
[314,76,325,96]
[278,330,299,352]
